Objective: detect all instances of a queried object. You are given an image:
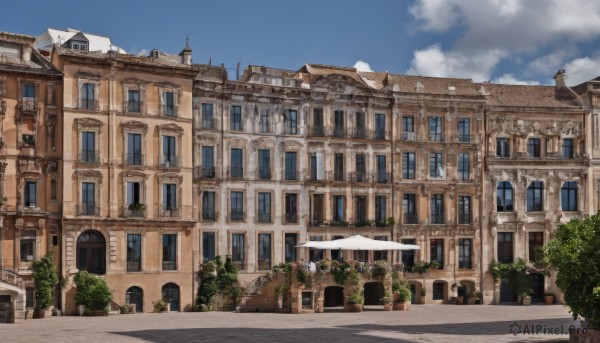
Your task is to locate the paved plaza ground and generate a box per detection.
[1,305,579,342]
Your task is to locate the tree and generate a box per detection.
[545,214,600,330]
[32,252,58,311]
[73,271,113,311]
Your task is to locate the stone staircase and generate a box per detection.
[239,273,287,313]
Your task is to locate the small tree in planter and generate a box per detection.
[74,271,113,315]
[32,252,58,318]
[345,287,364,312]
[394,285,412,311]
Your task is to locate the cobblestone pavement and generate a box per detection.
[1,305,578,343]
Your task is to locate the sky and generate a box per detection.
[2,0,600,86]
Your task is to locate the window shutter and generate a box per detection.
[316,152,324,180]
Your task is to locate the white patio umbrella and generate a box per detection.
[298,235,420,251]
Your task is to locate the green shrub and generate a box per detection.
[32,252,58,311]
[73,271,113,311]
[347,288,364,304]
[398,285,412,302]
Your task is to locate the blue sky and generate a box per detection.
[2,0,600,86]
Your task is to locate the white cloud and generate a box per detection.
[528,50,576,75]
[409,0,461,32]
[493,74,540,85]
[353,60,373,72]
[564,56,600,86]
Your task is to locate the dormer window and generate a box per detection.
[0,43,20,59]
[71,40,88,52]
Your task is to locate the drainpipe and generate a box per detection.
[480,105,487,299]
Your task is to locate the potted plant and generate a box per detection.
[456,294,465,305]
[467,291,477,305]
[381,291,393,311]
[473,291,482,304]
[521,290,533,305]
[74,271,113,316]
[544,292,554,305]
[345,288,364,312]
[393,285,412,311]
[128,202,145,214]
[153,299,169,313]
[32,252,58,319]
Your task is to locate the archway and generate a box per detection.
[76,230,106,275]
[126,286,143,313]
[323,286,344,307]
[432,280,448,302]
[363,282,384,305]
[0,294,12,323]
[162,283,180,312]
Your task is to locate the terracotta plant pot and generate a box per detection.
[383,303,392,311]
[344,303,363,312]
[393,301,410,311]
[544,295,554,305]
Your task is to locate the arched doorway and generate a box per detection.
[76,230,106,275]
[162,283,179,312]
[324,286,344,307]
[363,282,384,305]
[126,286,143,313]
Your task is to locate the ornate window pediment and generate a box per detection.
[75,118,104,132]
[121,120,148,134]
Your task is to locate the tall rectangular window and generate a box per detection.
[355,112,366,138]
[497,181,513,212]
[202,191,216,220]
[81,182,95,215]
[312,194,324,224]
[201,146,215,178]
[231,233,245,268]
[310,152,324,181]
[355,196,367,226]
[430,239,444,268]
[22,83,35,98]
[373,236,388,261]
[429,116,442,141]
[355,154,366,181]
[20,231,35,262]
[127,90,140,112]
[528,232,544,262]
[309,236,324,261]
[202,232,215,262]
[497,232,514,263]
[403,193,417,224]
[163,183,177,211]
[259,108,270,133]
[258,149,271,179]
[496,138,509,157]
[430,194,444,224]
[402,116,415,140]
[457,118,470,142]
[334,110,345,137]
[402,152,415,179]
[401,239,416,271]
[285,193,298,223]
[127,182,141,207]
[127,133,142,165]
[333,195,344,223]
[284,233,297,262]
[312,108,324,136]
[527,181,543,212]
[563,139,574,158]
[201,103,214,129]
[230,105,242,131]
[334,153,344,181]
[375,113,386,139]
[257,192,271,223]
[376,155,387,182]
[528,138,541,157]
[51,180,57,200]
[430,153,443,178]
[285,109,297,134]
[81,131,96,163]
[162,135,176,167]
[80,83,95,110]
[230,148,243,178]
[375,196,387,226]
[458,196,471,224]
[258,234,272,270]
[127,234,141,272]
[458,239,472,269]
[285,152,297,180]
[561,181,578,211]
[163,91,174,116]
[230,191,244,221]
[162,234,177,270]
[458,153,470,181]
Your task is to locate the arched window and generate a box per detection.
[162,283,180,312]
[496,182,513,212]
[527,181,544,212]
[76,230,106,274]
[126,286,143,313]
[561,181,578,211]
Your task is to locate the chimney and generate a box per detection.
[554,69,567,87]
[179,35,192,65]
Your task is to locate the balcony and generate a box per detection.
[125,153,144,166]
[429,133,444,142]
[127,261,141,272]
[230,210,245,222]
[258,260,272,271]
[258,122,274,134]
[202,210,216,221]
[332,170,345,182]
[284,170,297,181]
[201,118,217,130]
[127,100,141,113]
[404,213,418,224]
[458,214,471,224]
[349,171,370,183]
[376,172,389,183]
[160,155,180,169]
[161,207,180,218]
[79,98,98,111]
[350,128,369,139]
[17,97,39,115]
[162,104,175,117]
[402,132,416,141]
[162,261,176,271]
[309,126,325,137]
[374,130,388,140]
[311,215,324,226]
[200,166,216,178]
[79,203,100,216]
[284,124,298,135]
[285,213,298,224]
[333,127,346,138]
[354,218,368,227]
[375,220,387,227]
[257,212,271,223]
[78,150,100,164]
[457,135,473,143]
[124,204,145,218]
[258,169,271,180]
[430,214,445,224]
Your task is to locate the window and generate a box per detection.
[375,113,386,139]
[355,112,366,138]
[496,138,509,157]
[285,193,298,223]
[127,234,141,272]
[433,282,445,300]
[259,108,270,133]
[497,232,514,263]
[163,183,177,212]
[162,135,177,168]
[403,193,417,224]
[285,152,297,180]
[334,153,344,181]
[26,288,34,309]
[457,118,470,142]
[24,181,37,207]
[201,103,214,129]
[201,146,215,178]
[528,138,541,157]
[563,139,574,158]
[458,196,471,224]
[402,152,415,179]
[202,232,216,262]
[162,234,177,270]
[230,191,244,221]
[230,148,243,178]
[76,230,106,275]
[51,180,57,200]
[373,236,388,261]
[127,90,140,112]
[429,116,442,141]
[285,109,297,134]
[257,192,271,223]
[22,83,35,98]
[284,233,297,262]
[258,149,271,179]
[458,239,472,269]
[561,181,578,211]
[334,110,345,137]
[527,181,543,212]
[71,40,87,51]
[127,133,142,165]
[402,116,415,140]
[458,153,470,181]
[355,196,367,227]
[494,181,513,212]
[430,239,444,268]
[376,155,387,182]
[81,182,95,215]
[81,131,96,163]
[230,105,242,131]
[375,196,387,227]
[127,182,142,215]
[258,234,272,270]
[20,231,35,262]
[312,108,324,136]
[355,154,366,181]
[333,195,345,223]
[202,192,216,220]
[401,239,416,271]
[80,83,95,110]
[528,232,544,262]
[310,152,324,181]
[430,194,444,224]
[309,236,323,261]
[312,194,324,224]
[231,233,245,268]
[164,91,174,116]
[430,153,444,178]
